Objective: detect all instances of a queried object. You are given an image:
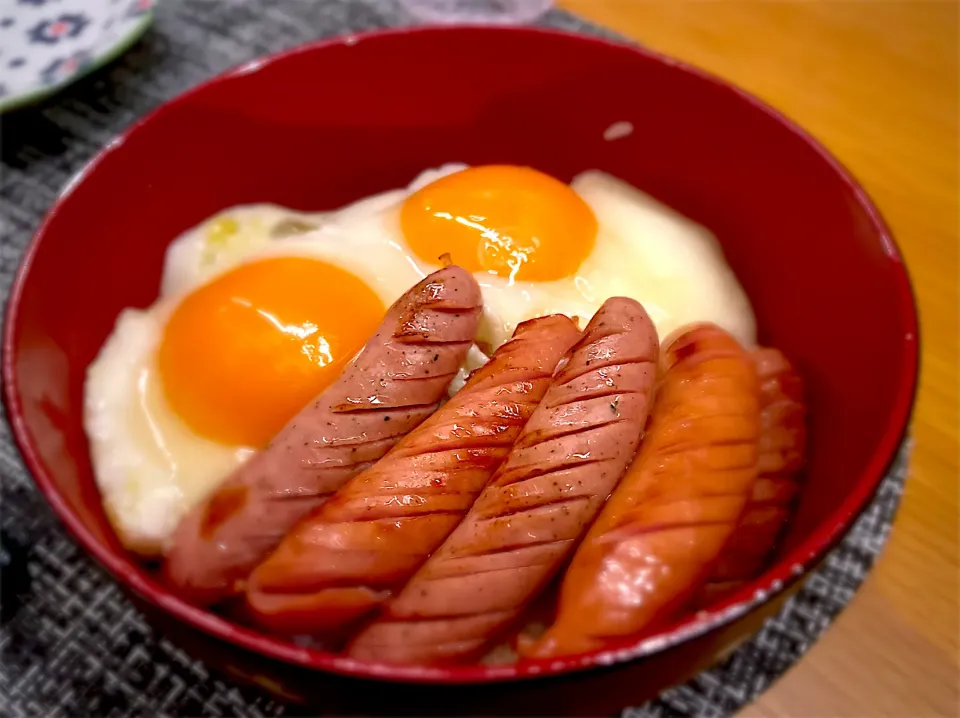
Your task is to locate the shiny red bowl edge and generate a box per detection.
[1,24,920,686]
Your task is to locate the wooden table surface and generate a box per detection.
[556,1,959,716]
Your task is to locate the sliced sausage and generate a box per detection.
[163,266,482,606]
[244,314,582,635]
[525,323,760,659]
[699,347,806,604]
[347,298,659,664]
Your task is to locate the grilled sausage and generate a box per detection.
[347,298,659,664]
[164,267,482,606]
[244,314,582,635]
[525,323,760,659]
[699,347,806,604]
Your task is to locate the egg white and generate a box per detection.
[569,170,756,347]
[84,307,255,554]
[160,204,326,298]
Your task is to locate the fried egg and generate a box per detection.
[86,212,416,553]
[397,164,755,352]
[85,163,755,553]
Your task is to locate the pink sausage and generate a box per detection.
[347,297,659,664]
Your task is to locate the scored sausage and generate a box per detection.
[699,347,806,604]
[525,323,761,659]
[347,297,659,664]
[164,266,482,606]
[244,314,582,635]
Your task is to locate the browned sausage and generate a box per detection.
[525,323,760,659]
[699,347,806,604]
[244,314,582,635]
[346,298,659,664]
[163,266,482,605]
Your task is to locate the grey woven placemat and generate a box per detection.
[0,1,909,716]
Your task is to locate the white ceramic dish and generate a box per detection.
[0,0,154,113]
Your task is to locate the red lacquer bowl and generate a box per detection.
[2,26,918,715]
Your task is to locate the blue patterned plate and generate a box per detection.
[0,0,153,113]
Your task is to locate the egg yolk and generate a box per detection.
[401,165,597,283]
[158,257,384,448]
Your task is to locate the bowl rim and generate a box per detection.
[2,23,920,686]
